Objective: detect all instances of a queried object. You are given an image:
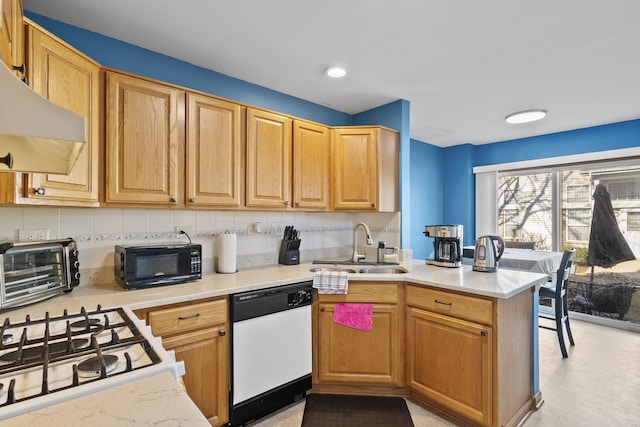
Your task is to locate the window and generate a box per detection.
[628,212,640,231]
[608,178,640,200]
[567,185,590,203]
[502,209,519,238]
[502,177,519,205]
[567,209,591,242]
[475,149,640,327]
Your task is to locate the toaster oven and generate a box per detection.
[0,238,80,311]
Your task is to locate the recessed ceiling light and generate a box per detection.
[505,109,547,124]
[325,66,348,78]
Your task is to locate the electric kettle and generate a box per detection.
[472,235,505,272]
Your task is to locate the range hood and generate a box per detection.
[0,62,86,175]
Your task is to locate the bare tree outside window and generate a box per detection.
[498,165,640,325]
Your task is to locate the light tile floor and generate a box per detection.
[252,319,640,426]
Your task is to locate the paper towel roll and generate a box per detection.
[217,233,237,273]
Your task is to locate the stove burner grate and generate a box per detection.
[77,354,119,378]
[0,338,90,364]
[0,305,164,409]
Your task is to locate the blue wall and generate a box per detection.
[443,119,640,243]
[26,13,351,127]
[353,100,412,248]
[409,139,444,259]
[27,12,640,257]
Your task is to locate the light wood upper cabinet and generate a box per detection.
[186,93,244,208]
[105,71,183,206]
[0,0,23,79]
[332,126,398,212]
[22,24,100,205]
[293,120,330,210]
[245,108,292,209]
[0,22,100,206]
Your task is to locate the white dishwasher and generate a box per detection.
[229,281,313,426]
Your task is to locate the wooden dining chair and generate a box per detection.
[538,248,576,358]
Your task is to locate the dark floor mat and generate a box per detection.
[301,393,414,427]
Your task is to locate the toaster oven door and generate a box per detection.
[1,243,69,309]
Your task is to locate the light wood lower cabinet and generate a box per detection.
[406,306,492,425]
[135,297,229,427]
[314,282,402,387]
[406,285,534,427]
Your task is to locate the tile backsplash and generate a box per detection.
[0,207,400,286]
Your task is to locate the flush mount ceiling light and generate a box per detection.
[505,109,547,124]
[325,66,348,78]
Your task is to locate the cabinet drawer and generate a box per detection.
[149,299,227,337]
[406,286,493,325]
[317,282,398,303]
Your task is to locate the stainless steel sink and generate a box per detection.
[309,267,358,273]
[358,266,409,274]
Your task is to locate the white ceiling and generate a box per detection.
[23,0,640,147]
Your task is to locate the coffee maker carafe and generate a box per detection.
[424,225,463,267]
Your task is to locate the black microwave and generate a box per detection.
[114,243,202,289]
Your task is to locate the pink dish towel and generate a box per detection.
[332,303,373,331]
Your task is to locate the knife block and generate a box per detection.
[278,239,300,265]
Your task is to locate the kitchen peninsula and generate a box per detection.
[1,260,547,426]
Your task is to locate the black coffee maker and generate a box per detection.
[424,225,463,267]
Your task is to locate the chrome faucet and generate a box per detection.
[352,222,373,263]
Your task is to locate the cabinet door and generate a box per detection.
[406,307,492,426]
[162,326,229,426]
[245,108,292,208]
[0,0,11,67]
[24,25,100,204]
[332,128,378,210]
[317,302,400,384]
[186,93,243,207]
[0,0,22,75]
[293,120,329,209]
[105,72,182,205]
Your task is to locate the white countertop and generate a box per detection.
[0,259,547,424]
[3,259,548,321]
[2,372,210,427]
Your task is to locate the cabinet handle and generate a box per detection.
[219,329,226,336]
[0,153,13,169]
[178,313,200,321]
[189,197,196,203]
[13,64,25,75]
[481,330,487,337]
[284,200,290,206]
[434,299,452,306]
[320,308,325,312]
[295,201,300,207]
[35,187,46,195]
[371,203,375,208]
[170,197,178,202]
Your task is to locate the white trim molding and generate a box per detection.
[473,146,640,174]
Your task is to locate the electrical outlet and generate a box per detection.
[175,226,194,237]
[19,229,49,241]
[271,222,283,234]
